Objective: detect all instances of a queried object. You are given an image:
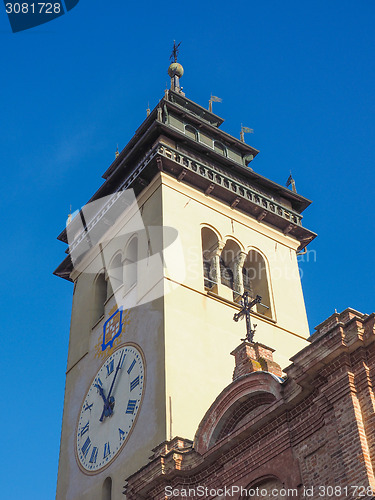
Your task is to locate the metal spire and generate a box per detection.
[170,40,181,63]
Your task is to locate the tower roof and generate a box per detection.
[54,81,316,281]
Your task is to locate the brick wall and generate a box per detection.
[125,309,375,500]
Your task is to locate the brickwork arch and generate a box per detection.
[194,372,283,454]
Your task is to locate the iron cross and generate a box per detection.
[233,291,262,343]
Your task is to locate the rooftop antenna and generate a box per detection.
[286,171,297,193]
[240,124,254,142]
[115,144,119,158]
[146,102,150,117]
[209,94,222,112]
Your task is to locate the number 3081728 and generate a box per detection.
[5,3,62,14]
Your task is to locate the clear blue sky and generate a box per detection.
[1,1,374,498]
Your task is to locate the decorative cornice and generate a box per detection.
[159,143,302,221]
[54,136,316,280]
[158,143,316,249]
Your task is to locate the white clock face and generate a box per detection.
[76,344,145,473]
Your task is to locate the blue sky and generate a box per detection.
[1,1,375,498]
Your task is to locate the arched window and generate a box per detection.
[123,237,138,293]
[214,141,227,156]
[107,253,123,297]
[201,227,220,292]
[243,250,272,318]
[220,239,241,299]
[102,477,112,500]
[185,124,198,141]
[93,273,107,325]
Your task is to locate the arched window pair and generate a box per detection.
[184,125,228,158]
[201,227,272,318]
[92,237,138,326]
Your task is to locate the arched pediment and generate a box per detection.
[194,371,283,454]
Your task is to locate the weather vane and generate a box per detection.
[240,124,254,142]
[170,40,181,63]
[233,291,267,343]
[209,94,222,112]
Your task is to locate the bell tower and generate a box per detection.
[55,53,316,500]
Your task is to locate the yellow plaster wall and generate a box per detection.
[160,173,310,439]
[57,180,168,500]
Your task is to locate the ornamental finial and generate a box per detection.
[168,41,184,94]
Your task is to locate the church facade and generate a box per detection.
[125,308,375,499]
[55,56,375,499]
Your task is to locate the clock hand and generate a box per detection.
[107,352,125,401]
[94,383,108,405]
[99,352,125,421]
[94,384,114,421]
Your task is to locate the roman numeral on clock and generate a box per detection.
[103,442,111,459]
[130,375,139,391]
[126,399,137,414]
[119,428,126,440]
[106,359,114,376]
[81,437,91,458]
[80,421,89,437]
[83,402,93,412]
[89,447,98,464]
[127,359,136,374]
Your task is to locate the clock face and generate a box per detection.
[76,344,145,473]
